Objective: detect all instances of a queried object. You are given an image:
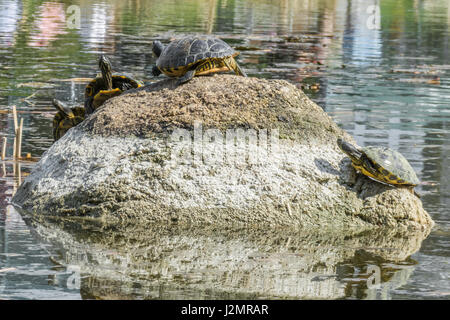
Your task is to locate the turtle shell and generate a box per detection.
[85,74,142,114]
[156,36,236,73]
[363,146,419,186]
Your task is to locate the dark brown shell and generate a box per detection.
[156,36,235,71]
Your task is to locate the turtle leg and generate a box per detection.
[177,69,196,85]
[152,66,162,77]
[53,115,62,142]
[84,96,95,115]
[223,56,247,77]
[92,88,122,110]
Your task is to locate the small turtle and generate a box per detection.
[337,138,420,195]
[85,55,142,114]
[52,99,85,141]
[152,36,247,84]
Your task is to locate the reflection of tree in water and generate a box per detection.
[27,2,67,48]
[214,0,234,34]
[380,0,450,61]
[0,0,21,47]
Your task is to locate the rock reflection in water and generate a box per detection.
[24,215,430,300]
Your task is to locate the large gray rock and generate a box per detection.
[12,75,433,231]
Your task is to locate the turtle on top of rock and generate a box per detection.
[84,55,142,115]
[52,99,85,142]
[151,36,247,84]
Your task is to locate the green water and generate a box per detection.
[0,0,449,299]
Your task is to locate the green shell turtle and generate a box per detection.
[151,36,247,84]
[84,55,142,115]
[52,99,85,141]
[337,138,419,194]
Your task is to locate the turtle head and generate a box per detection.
[152,41,164,57]
[337,138,363,164]
[98,55,113,90]
[52,99,75,118]
[99,55,112,74]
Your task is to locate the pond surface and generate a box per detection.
[0,0,449,299]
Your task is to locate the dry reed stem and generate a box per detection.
[2,137,6,161]
[16,118,23,159]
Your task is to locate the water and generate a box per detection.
[0,0,449,299]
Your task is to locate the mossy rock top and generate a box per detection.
[83,74,347,143]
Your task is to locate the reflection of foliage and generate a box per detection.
[1,0,90,87]
[380,0,449,60]
[2,0,449,90]
[117,0,213,34]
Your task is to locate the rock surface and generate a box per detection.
[12,75,433,231]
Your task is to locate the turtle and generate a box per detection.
[52,99,85,141]
[151,36,247,84]
[337,138,420,195]
[84,55,142,115]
